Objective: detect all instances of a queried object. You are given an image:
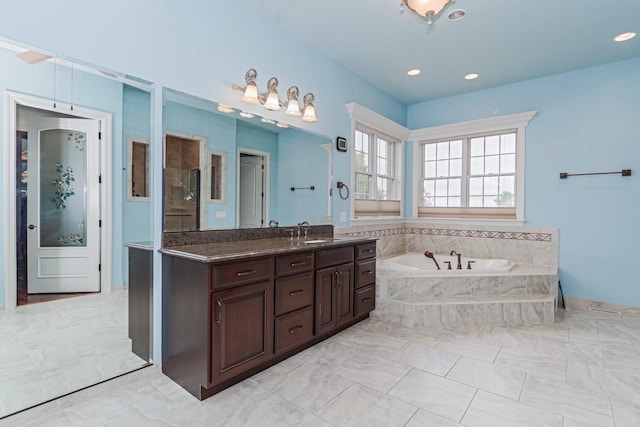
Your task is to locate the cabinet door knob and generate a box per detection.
[288,325,305,334]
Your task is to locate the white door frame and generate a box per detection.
[236,148,270,228]
[3,91,113,310]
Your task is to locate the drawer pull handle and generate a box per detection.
[215,300,222,325]
[289,325,305,334]
[236,270,256,277]
[362,249,374,253]
[361,297,373,303]
[290,261,306,267]
[362,270,374,276]
[289,289,304,296]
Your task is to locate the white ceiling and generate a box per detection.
[243,0,640,105]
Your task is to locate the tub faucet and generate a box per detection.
[268,219,279,228]
[297,221,311,239]
[450,250,462,270]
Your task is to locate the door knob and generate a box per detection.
[28,224,37,229]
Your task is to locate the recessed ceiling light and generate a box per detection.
[407,69,421,76]
[614,32,636,42]
[465,73,479,80]
[239,111,254,118]
[217,104,234,113]
[447,9,466,22]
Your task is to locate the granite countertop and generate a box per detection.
[124,241,154,251]
[159,236,376,263]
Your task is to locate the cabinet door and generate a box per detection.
[315,266,336,335]
[335,263,354,326]
[211,280,273,385]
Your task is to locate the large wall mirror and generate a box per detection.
[0,37,153,418]
[162,88,332,232]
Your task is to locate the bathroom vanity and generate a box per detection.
[160,233,376,400]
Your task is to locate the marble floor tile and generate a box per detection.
[388,368,477,422]
[389,342,461,376]
[611,398,640,427]
[324,351,412,393]
[436,335,503,362]
[317,383,417,427]
[461,390,562,427]
[446,356,526,400]
[566,361,640,405]
[267,363,354,412]
[534,337,605,367]
[519,375,614,426]
[494,347,567,380]
[405,408,463,426]
[3,309,640,426]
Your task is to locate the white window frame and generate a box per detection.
[354,125,398,200]
[410,111,536,223]
[346,103,409,219]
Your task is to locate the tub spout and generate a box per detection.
[424,251,441,270]
[450,250,463,270]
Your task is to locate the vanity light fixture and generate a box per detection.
[401,0,453,25]
[232,68,317,122]
[217,104,234,113]
[239,111,254,119]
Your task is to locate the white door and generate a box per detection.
[27,118,101,293]
[239,155,264,228]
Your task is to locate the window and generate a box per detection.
[354,126,401,216]
[412,111,536,221]
[422,131,516,208]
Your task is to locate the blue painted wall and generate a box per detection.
[276,129,331,226]
[122,85,152,280]
[407,57,640,306]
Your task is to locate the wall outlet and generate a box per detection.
[216,211,227,219]
[340,212,347,222]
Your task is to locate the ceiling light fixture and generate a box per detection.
[401,0,453,25]
[232,68,317,122]
[407,69,421,76]
[465,73,479,80]
[614,32,636,42]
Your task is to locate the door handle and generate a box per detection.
[28,224,37,230]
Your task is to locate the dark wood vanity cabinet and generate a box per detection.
[315,246,355,336]
[211,279,273,384]
[274,252,315,354]
[354,243,376,319]
[162,240,376,400]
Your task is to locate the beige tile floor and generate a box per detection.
[2,308,640,426]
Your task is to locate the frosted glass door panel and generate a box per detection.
[39,129,88,247]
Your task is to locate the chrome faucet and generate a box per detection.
[268,219,279,228]
[450,250,462,270]
[297,221,311,239]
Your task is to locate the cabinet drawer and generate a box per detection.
[212,257,271,290]
[274,306,314,354]
[355,259,376,289]
[355,242,376,260]
[276,252,313,276]
[316,246,354,269]
[354,284,375,318]
[275,272,314,316]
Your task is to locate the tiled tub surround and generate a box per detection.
[337,223,559,328]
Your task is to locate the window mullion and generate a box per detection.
[461,138,470,207]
